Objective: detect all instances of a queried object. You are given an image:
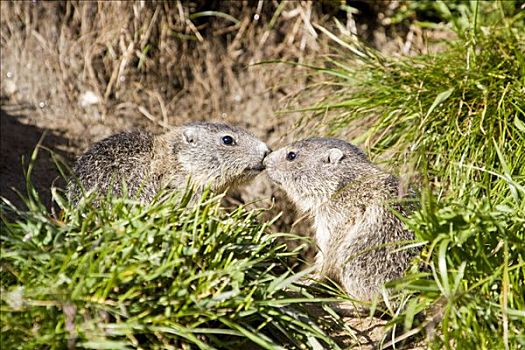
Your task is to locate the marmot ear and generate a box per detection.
[327,148,344,164]
[183,127,196,144]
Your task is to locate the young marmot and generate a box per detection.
[264,137,416,301]
[68,122,270,202]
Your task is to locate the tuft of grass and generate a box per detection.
[1,183,344,349]
[305,5,524,199]
[299,1,525,349]
[387,186,525,349]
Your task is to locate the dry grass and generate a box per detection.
[1,1,335,145]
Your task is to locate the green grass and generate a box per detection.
[2,1,525,349]
[305,9,524,198]
[1,174,346,349]
[300,1,525,349]
[393,186,525,349]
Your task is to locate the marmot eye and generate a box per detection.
[222,135,235,145]
[286,151,297,161]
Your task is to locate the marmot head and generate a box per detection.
[264,138,375,212]
[169,122,270,191]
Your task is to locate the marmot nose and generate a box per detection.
[263,155,269,168]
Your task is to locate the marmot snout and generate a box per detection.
[68,122,270,202]
[265,137,416,301]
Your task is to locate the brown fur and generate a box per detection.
[264,137,417,301]
[68,122,270,202]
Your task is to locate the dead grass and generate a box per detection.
[1,1,334,145]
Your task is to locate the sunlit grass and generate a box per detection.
[2,1,525,349]
[306,12,524,198]
[1,169,345,349]
[300,1,525,349]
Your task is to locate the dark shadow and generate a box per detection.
[0,108,75,211]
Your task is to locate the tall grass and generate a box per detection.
[302,1,525,348]
[2,1,524,348]
[306,6,524,197]
[1,168,345,349]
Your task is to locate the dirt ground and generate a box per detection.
[1,1,444,348]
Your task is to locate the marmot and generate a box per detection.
[68,122,270,202]
[264,137,416,301]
